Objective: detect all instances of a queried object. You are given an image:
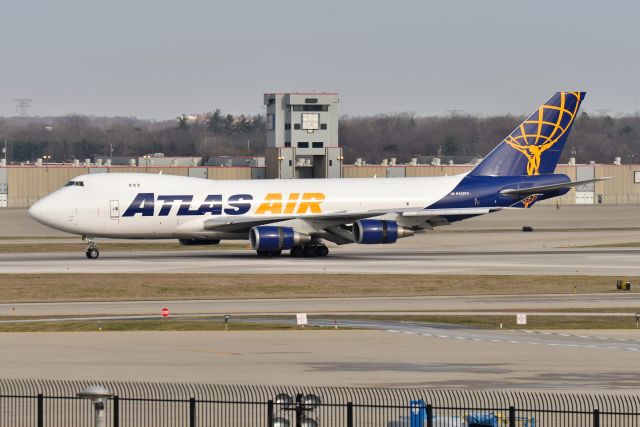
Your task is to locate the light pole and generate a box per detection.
[77,385,113,427]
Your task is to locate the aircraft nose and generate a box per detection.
[28,200,45,223]
[28,196,62,228]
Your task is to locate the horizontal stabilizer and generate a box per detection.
[500,177,610,197]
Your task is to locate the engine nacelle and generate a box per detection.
[178,238,220,245]
[353,219,414,244]
[250,226,311,251]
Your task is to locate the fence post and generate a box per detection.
[593,409,600,427]
[37,393,43,427]
[509,406,516,427]
[426,404,433,427]
[267,400,274,427]
[113,396,119,427]
[346,402,353,427]
[189,397,196,427]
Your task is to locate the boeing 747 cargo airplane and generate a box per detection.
[29,92,605,258]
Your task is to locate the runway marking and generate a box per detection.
[518,330,640,343]
[387,329,640,352]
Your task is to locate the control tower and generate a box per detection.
[264,92,343,179]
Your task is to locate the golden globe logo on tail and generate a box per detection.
[504,92,582,176]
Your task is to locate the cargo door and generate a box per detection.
[109,200,120,219]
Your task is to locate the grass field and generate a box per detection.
[0,313,636,331]
[0,274,636,302]
[0,319,301,332]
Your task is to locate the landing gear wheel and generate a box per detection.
[304,246,317,258]
[315,245,329,257]
[290,246,304,257]
[84,237,99,260]
[85,248,99,259]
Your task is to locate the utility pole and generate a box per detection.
[14,99,33,116]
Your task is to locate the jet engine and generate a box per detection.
[250,226,311,251]
[353,219,414,244]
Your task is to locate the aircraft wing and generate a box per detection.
[202,205,511,234]
[202,209,407,233]
[401,208,503,217]
[500,177,610,197]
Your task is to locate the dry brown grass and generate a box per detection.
[0,274,636,303]
[0,319,299,332]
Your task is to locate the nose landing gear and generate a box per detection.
[84,237,99,259]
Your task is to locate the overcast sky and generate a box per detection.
[1,0,639,119]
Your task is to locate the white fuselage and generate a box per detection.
[28,173,465,240]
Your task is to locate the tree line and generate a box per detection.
[0,111,639,164]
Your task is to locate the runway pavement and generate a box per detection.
[3,294,640,317]
[0,246,639,275]
[2,323,640,391]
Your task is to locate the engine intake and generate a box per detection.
[250,226,311,251]
[353,219,414,244]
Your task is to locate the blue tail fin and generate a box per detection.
[470,92,585,176]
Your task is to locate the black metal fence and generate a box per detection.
[1,379,639,426]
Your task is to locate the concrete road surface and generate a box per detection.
[1,247,638,275]
[3,294,640,317]
[2,325,640,392]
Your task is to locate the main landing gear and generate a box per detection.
[290,243,329,258]
[84,237,99,259]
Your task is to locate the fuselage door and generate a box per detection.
[109,200,120,219]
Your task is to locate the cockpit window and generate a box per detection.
[64,181,84,187]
